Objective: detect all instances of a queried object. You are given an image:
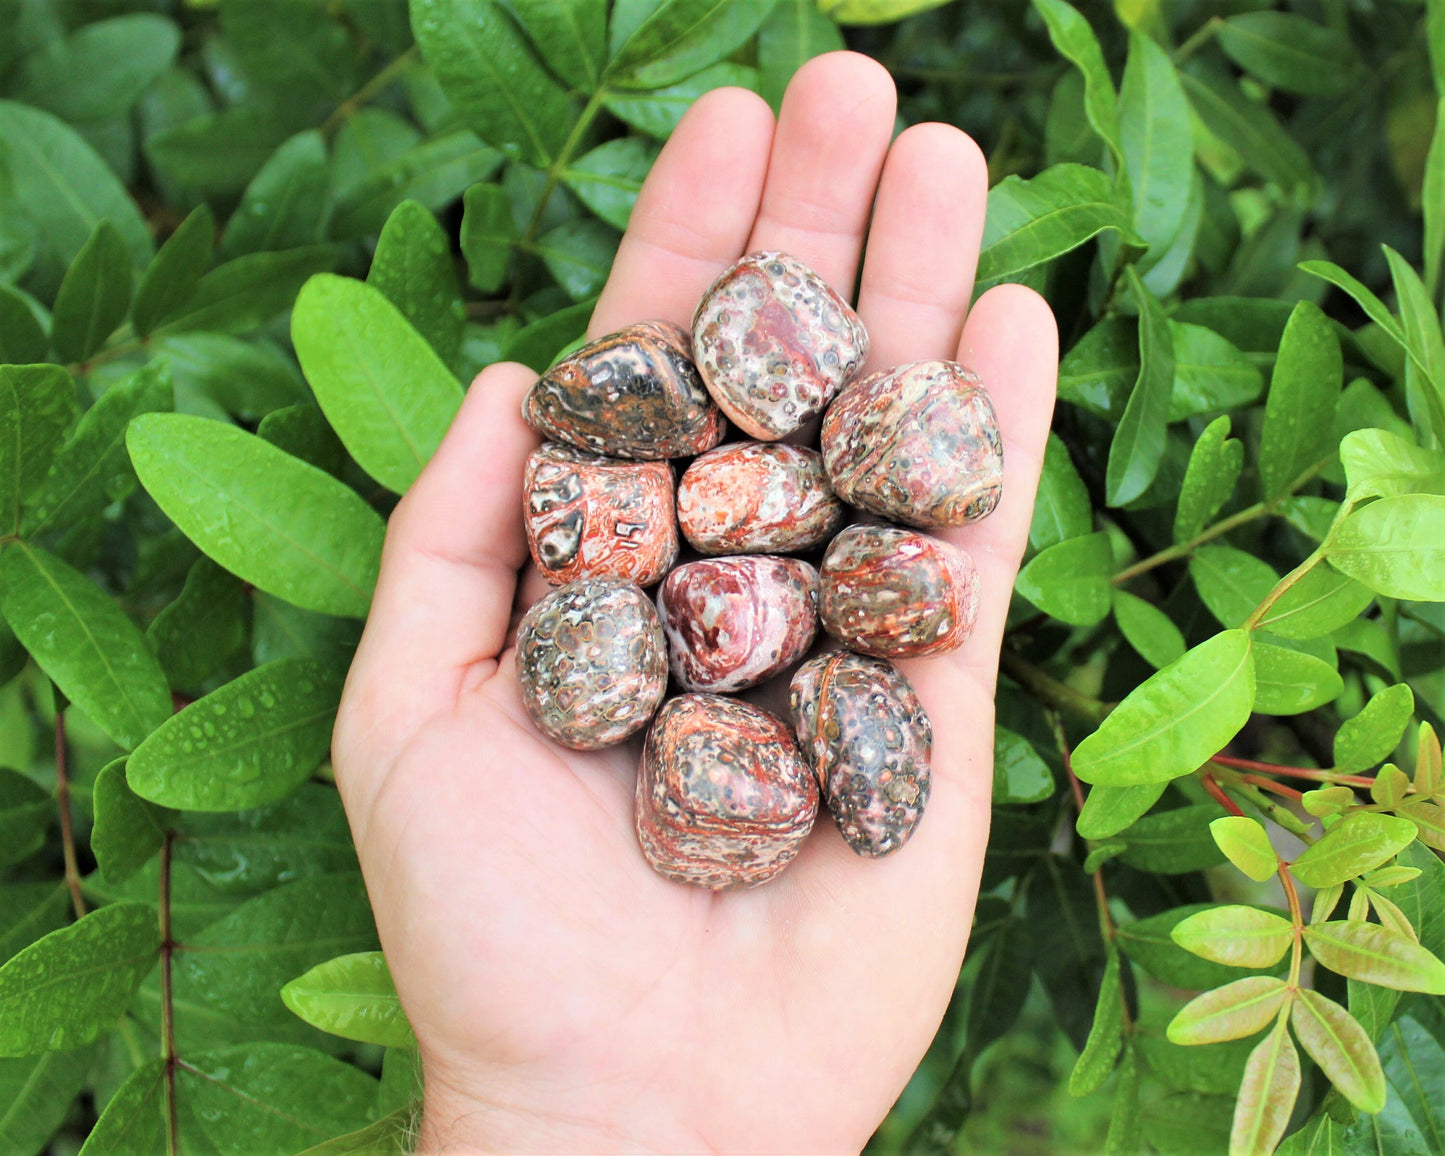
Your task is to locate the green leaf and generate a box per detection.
[127,413,385,618]
[0,543,171,751]
[1119,804,1228,873]
[1327,494,1445,602]
[606,0,779,90]
[1030,0,1123,167]
[1211,816,1278,883]
[460,182,516,294]
[1113,589,1186,670]
[144,106,289,206]
[1260,301,1341,500]
[757,0,845,109]
[1174,415,1243,545]
[1290,989,1386,1113]
[331,130,503,239]
[1137,1034,1255,1097]
[0,285,47,365]
[1380,1017,1445,1151]
[1180,62,1313,194]
[1076,781,1166,840]
[258,406,346,478]
[14,14,179,122]
[1254,565,1376,642]
[0,364,77,536]
[1305,922,1445,993]
[1231,1018,1300,1156]
[411,0,577,165]
[1069,947,1125,1096]
[1172,905,1294,969]
[0,903,160,1056]
[1217,13,1361,97]
[1425,99,1445,298]
[154,245,340,336]
[292,1107,416,1156]
[293,274,463,493]
[132,203,214,338]
[1339,428,1445,501]
[77,1057,164,1155]
[22,363,172,537]
[0,884,69,965]
[511,0,607,90]
[174,874,376,1023]
[91,758,168,884]
[1384,245,1445,440]
[50,222,133,364]
[1029,432,1092,552]
[1291,813,1419,889]
[1170,322,1265,421]
[281,951,415,1047]
[1118,904,1287,990]
[367,201,465,372]
[503,297,595,372]
[1251,640,1344,716]
[1167,976,1290,1045]
[535,217,620,300]
[1119,32,1192,268]
[0,1045,97,1156]
[1336,685,1416,772]
[1107,268,1174,506]
[0,769,49,870]
[219,130,330,257]
[818,0,947,21]
[1014,531,1113,626]
[146,558,248,690]
[602,62,760,139]
[993,726,1055,805]
[154,333,307,422]
[979,164,1142,285]
[561,137,659,232]
[128,658,338,813]
[1072,630,1255,787]
[1026,855,1108,1052]
[1103,1045,1142,1155]
[1190,545,1279,629]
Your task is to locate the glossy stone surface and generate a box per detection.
[516,579,667,750]
[692,251,868,440]
[523,444,677,587]
[821,359,1003,527]
[819,525,979,659]
[522,321,725,459]
[636,694,818,889]
[790,653,932,857]
[657,555,819,693]
[677,442,844,555]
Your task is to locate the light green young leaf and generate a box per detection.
[561,137,659,231]
[1290,812,1419,889]
[1339,428,1445,500]
[1171,905,1294,969]
[14,14,179,122]
[1253,565,1375,642]
[1304,921,1445,993]
[1251,640,1343,716]
[219,130,330,257]
[1107,268,1174,506]
[281,951,416,1047]
[132,203,214,338]
[605,0,778,90]
[1119,32,1192,268]
[1217,12,1361,96]
[1117,903,1287,990]
[993,727,1055,804]
[460,183,516,294]
[1179,62,1314,194]
[292,274,463,493]
[50,221,133,364]
[1014,531,1113,625]
[1069,947,1125,1096]
[91,758,168,884]
[1169,322,1264,421]
[1230,1018,1300,1156]
[1211,816,1278,883]
[1190,545,1279,629]
[510,0,607,91]
[1327,494,1445,601]
[0,903,160,1056]
[0,543,171,750]
[1302,785,1355,818]
[818,0,948,22]
[1259,301,1341,500]
[1029,0,1123,167]
[1336,684,1415,772]
[1173,416,1242,545]
[1029,432,1092,552]
[128,658,341,812]
[1167,976,1290,1046]
[0,364,77,536]
[127,414,385,618]
[1072,630,1255,787]
[1113,589,1186,670]
[757,0,845,109]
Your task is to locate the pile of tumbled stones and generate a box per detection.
[516,252,1003,890]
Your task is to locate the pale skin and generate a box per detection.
[332,52,1059,1154]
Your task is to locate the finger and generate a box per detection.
[854,122,988,369]
[746,51,897,298]
[336,362,540,786]
[589,86,774,337]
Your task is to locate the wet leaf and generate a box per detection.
[1328,494,1445,602]
[1211,816,1278,883]
[281,951,415,1048]
[1174,416,1243,545]
[1069,947,1126,1096]
[1015,531,1113,625]
[1106,267,1173,506]
[1260,301,1341,500]
[1336,685,1415,772]
[1291,812,1420,889]
[1113,589,1186,669]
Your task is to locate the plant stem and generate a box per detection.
[1000,649,1112,725]
[320,47,419,136]
[54,710,86,921]
[1210,754,1375,789]
[1174,17,1223,64]
[1239,773,1304,801]
[1243,547,1323,631]
[1200,770,1246,816]
[160,830,179,1156]
[1279,861,1305,988]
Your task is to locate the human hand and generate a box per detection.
[332,51,1058,1154]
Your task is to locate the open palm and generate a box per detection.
[332,52,1058,1154]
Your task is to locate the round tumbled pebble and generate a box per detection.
[790,653,932,858]
[636,694,818,889]
[521,321,725,459]
[676,442,845,555]
[523,443,677,587]
[819,524,979,659]
[821,359,1003,527]
[692,251,868,440]
[657,555,819,693]
[516,579,667,750]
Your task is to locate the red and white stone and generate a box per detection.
[523,444,677,587]
[657,555,819,693]
[692,252,868,440]
[636,694,818,889]
[676,442,844,555]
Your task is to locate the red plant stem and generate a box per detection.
[1201,771,1247,817]
[54,711,86,920]
[159,830,179,1156]
[1211,754,1375,789]
[1278,862,1305,988]
[1239,774,1305,801]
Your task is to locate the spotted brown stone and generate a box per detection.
[522,321,725,459]
[790,653,932,857]
[676,442,845,556]
[636,694,818,889]
[821,359,1003,527]
[819,524,979,659]
[692,252,868,440]
[516,578,667,750]
[523,443,677,587]
[657,555,818,693]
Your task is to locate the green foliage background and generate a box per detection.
[1,0,1445,1153]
